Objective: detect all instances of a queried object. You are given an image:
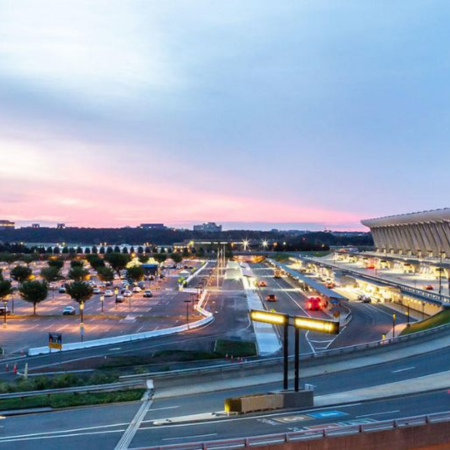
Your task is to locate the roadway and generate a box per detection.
[3,341,450,448]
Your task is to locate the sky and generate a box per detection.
[0,1,449,231]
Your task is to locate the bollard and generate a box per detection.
[13,363,17,375]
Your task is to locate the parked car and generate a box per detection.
[58,286,66,294]
[123,290,132,297]
[358,294,372,303]
[137,281,146,289]
[115,295,124,303]
[105,281,113,287]
[143,290,153,298]
[266,294,277,302]
[424,285,434,291]
[93,288,101,295]
[132,286,142,293]
[0,306,11,316]
[104,290,114,297]
[62,306,76,315]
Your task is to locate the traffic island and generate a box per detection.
[224,390,313,414]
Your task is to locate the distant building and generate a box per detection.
[193,222,222,233]
[31,223,40,229]
[0,220,15,230]
[56,223,66,229]
[140,223,166,230]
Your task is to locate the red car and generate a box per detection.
[266,294,277,302]
[307,297,323,311]
[258,281,267,287]
[424,285,434,291]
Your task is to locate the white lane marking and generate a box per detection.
[144,403,363,430]
[0,430,125,444]
[145,406,179,413]
[356,410,400,418]
[392,367,415,373]
[163,433,217,441]
[108,348,122,351]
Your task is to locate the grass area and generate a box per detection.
[100,342,257,370]
[0,372,119,394]
[214,339,257,358]
[0,389,145,412]
[400,309,450,336]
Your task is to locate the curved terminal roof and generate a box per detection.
[361,208,450,228]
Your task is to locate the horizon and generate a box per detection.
[1,2,449,228]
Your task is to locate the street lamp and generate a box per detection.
[2,299,7,327]
[262,240,268,250]
[243,240,249,251]
[184,299,192,330]
[392,313,396,339]
[114,287,119,307]
[100,295,105,314]
[79,302,85,342]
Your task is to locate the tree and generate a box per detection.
[48,259,64,270]
[10,265,32,283]
[86,255,104,270]
[170,253,183,264]
[19,280,48,315]
[40,266,61,283]
[153,254,167,263]
[62,247,69,254]
[97,266,115,283]
[137,246,144,254]
[122,247,129,254]
[99,246,105,254]
[70,260,84,268]
[76,246,83,254]
[20,254,35,265]
[104,252,130,277]
[0,280,13,301]
[66,282,94,321]
[85,247,91,254]
[114,246,121,253]
[126,265,144,282]
[68,266,89,282]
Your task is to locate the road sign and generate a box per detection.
[48,333,62,350]
[294,316,340,334]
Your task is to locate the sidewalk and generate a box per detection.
[315,369,450,406]
[154,328,450,400]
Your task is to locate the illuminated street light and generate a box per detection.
[262,240,268,249]
[243,240,249,251]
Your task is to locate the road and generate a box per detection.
[2,342,450,448]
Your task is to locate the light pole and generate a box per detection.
[184,299,191,330]
[2,299,7,327]
[79,302,84,342]
[100,295,104,314]
[407,302,410,326]
[114,287,119,308]
[392,313,396,339]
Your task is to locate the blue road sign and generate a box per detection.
[308,410,348,419]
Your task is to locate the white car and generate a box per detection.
[93,288,102,294]
[123,290,132,297]
[115,295,124,303]
[104,290,114,297]
[132,286,141,293]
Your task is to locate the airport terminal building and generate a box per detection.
[361,209,450,260]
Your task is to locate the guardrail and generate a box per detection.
[0,379,146,400]
[121,315,450,381]
[297,255,450,305]
[145,410,450,449]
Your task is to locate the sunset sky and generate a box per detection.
[0,1,449,230]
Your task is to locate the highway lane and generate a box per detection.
[2,336,450,447]
[1,387,449,448]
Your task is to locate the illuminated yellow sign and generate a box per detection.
[294,317,339,334]
[250,310,288,325]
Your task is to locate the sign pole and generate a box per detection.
[283,322,288,391]
[294,327,300,392]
